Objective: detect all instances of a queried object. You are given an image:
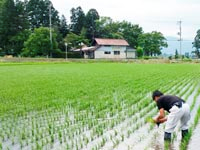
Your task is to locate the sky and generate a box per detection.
[51,0,200,54]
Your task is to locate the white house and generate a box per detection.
[74,38,136,59]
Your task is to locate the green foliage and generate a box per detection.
[136,46,143,58]
[65,31,89,49]
[95,18,143,48]
[193,29,200,58]
[175,49,179,59]
[120,21,143,48]
[138,31,168,56]
[85,9,100,43]
[52,51,82,58]
[26,0,60,30]
[22,27,59,57]
[15,0,29,31]
[59,15,69,38]
[0,63,200,149]
[95,17,124,39]
[70,6,85,35]
[0,0,64,57]
[0,0,18,54]
[1,1,171,58]
[10,29,31,56]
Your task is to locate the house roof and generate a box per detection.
[95,38,129,46]
[73,46,97,52]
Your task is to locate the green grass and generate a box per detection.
[0,63,199,114]
[0,62,200,149]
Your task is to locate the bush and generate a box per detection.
[143,56,150,60]
[52,51,83,58]
[168,56,172,60]
[182,58,192,62]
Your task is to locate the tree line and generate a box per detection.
[3,0,199,58]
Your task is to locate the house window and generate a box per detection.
[104,51,111,54]
[114,51,120,55]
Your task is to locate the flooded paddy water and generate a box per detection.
[0,63,200,150]
[110,84,200,150]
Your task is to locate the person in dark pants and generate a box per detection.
[152,90,190,141]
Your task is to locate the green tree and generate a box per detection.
[59,15,69,38]
[22,27,59,57]
[95,17,123,39]
[65,29,89,49]
[120,21,143,48]
[136,46,143,58]
[175,49,179,59]
[85,9,100,43]
[95,18,143,48]
[70,6,85,35]
[0,0,18,54]
[26,0,60,30]
[10,30,31,56]
[9,0,30,56]
[193,29,200,58]
[138,31,168,56]
[15,0,29,31]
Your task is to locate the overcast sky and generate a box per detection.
[51,0,200,54]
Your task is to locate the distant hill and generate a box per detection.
[162,36,194,55]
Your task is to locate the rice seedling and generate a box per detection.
[0,63,200,149]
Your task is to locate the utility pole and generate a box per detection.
[65,43,68,60]
[177,20,182,59]
[49,3,52,58]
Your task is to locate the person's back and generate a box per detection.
[157,95,185,112]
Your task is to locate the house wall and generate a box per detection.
[95,46,127,59]
[126,51,136,59]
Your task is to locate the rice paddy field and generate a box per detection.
[0,62,200,150]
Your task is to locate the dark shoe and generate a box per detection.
[164,132,171,141]
[182,129,188,139]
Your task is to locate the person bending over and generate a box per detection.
[152,90,190,141]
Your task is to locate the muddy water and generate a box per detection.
[188,122,200,150]
[145,127,177,150]
[187,95,200,150]
[140,86,200,150]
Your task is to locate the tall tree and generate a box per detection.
[9,0,30,56]
[175,49,179,59]
[85,9,99,43]
[56,15,69,52]
[15,0,29,31]
[59,15,69,38]
[10,30,31,56]
[70,6,85,35]
[65,32,89,49]
[26,0,60,30]
[193,29,200,58]
[95,17,123,39]
[0,0,18,54]
[138,31,168,56]
[120,21,143,48]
